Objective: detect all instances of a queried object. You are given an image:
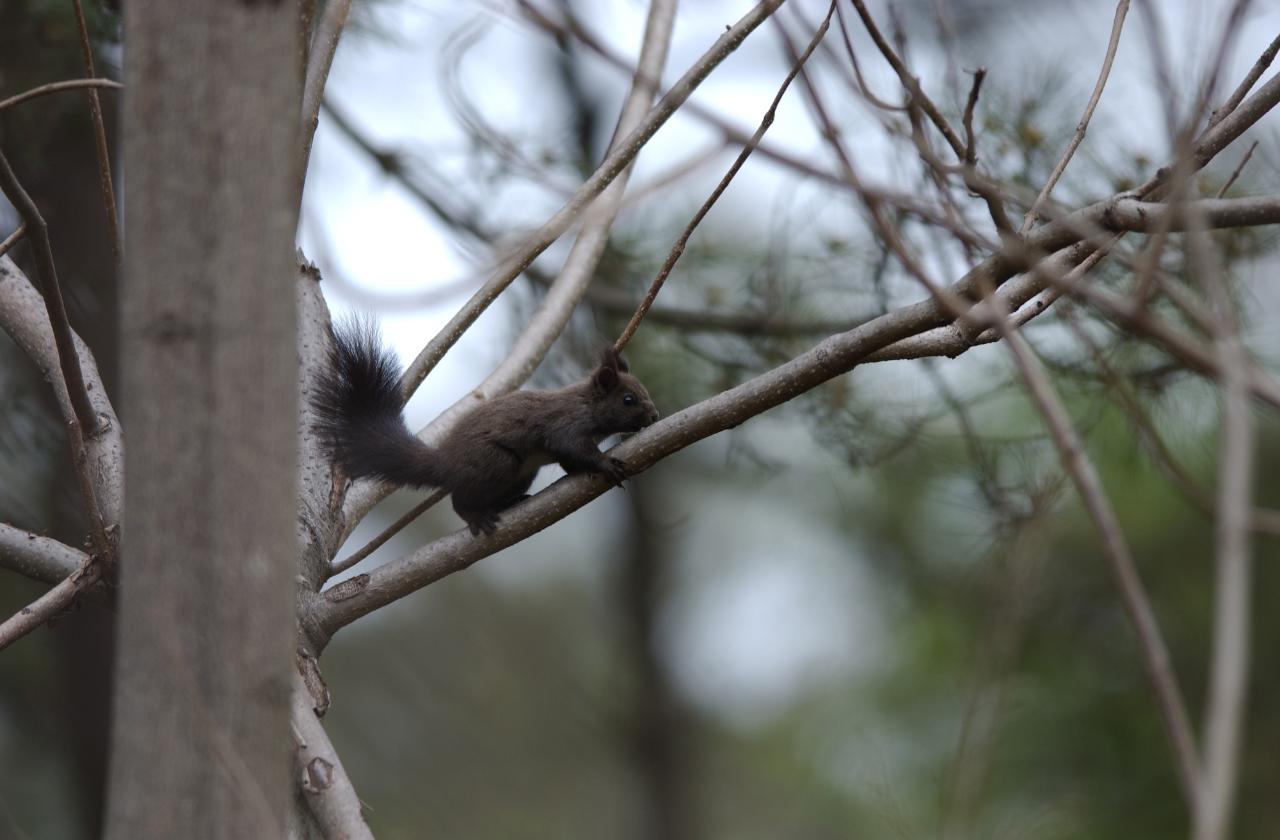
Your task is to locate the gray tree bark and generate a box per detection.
[105,2,299,837]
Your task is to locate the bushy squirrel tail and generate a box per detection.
[311,318,449,490]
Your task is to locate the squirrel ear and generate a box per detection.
[593,348,621,393]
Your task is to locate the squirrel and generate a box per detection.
[311,319,659,536]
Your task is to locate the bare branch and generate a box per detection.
[961,67,986,165]
[0,523,85,585]
[1207,33,1280,129]
[615,2,834,352]
[291,672,374,839]
[1214,140,1257,198]
[1137,65,1280,198]
[329,489,447,577]
[0,78,122,113]
[848,0,965,158]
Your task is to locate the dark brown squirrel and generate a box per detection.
[311,319,659,536]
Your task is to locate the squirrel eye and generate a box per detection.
[623,393,636,406]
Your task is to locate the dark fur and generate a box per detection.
[312,319,659,535]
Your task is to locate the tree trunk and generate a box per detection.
[105,2,299,837]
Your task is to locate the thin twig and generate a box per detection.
[1207,33,1280,129]
[1022,0,1130,232]
[615,2,833,352]
[961,68,986,165]
[330,490,447,577]
[70,0,122,268]
[0,78,121,113]
[0,224,25,259]
[1215,140,1257,198]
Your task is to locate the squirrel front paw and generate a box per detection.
[602,457,628,488]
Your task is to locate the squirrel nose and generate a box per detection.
[647,407,659,424]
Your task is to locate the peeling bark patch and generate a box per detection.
[324,573,369,602]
